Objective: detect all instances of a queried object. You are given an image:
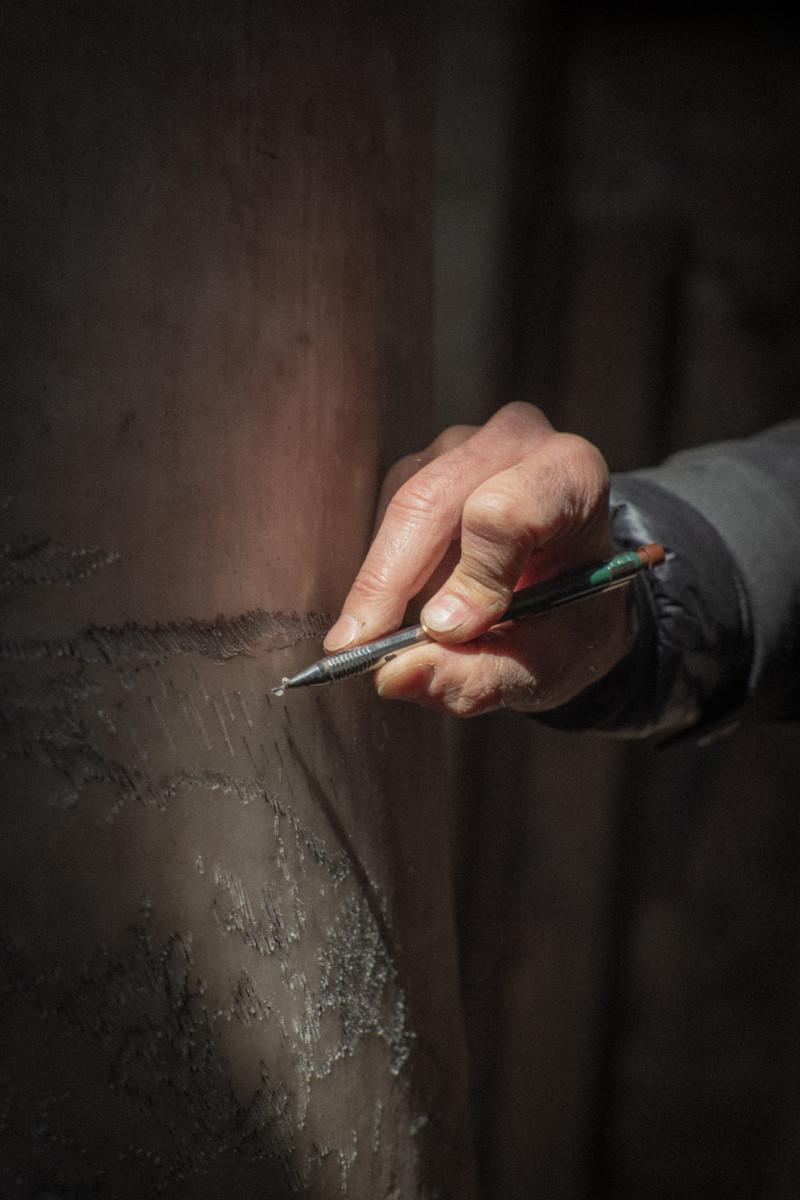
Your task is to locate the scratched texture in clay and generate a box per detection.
[0,1,475,1193]
[0,542,455,1197]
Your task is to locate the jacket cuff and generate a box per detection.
[534,476,753,743]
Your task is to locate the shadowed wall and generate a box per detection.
[436,4,800,1197]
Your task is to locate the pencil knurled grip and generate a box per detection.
[606,550,641,582]
[324,643,384,681]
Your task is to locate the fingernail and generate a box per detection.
[377,661,435,702]
[422,593,468,634]
[324,613,360,652]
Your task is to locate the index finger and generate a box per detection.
[370,423,477,539]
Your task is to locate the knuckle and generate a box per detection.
[558,434,609,504]
[503,400,543,422]
[430,423,478,455]
[463,486,529,549]
[389,473,446,527]
[348,561,392,604]
[434,660,506,719]
[441,681,488,719]
[491,400,549,437]
[382,453,426,494]
[449,689,494,719]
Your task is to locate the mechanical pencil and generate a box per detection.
[271,542,666,697]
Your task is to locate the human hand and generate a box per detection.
[324,402,637,716]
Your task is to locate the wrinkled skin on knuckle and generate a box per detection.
[348,559,395,607]
[463,484,530,549]
[423,643,532,718]
[389,463,458,530]
[436,666,504,719]
[555,434,610,526]
[374,426,476,533]
[453,487,539,604]
[374,449,463,545]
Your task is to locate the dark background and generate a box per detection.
[436,2,800,1196]
[3,1,800,1195]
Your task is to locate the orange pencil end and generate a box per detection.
[637,542,666,569]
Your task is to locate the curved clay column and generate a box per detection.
[0,2,475,1196]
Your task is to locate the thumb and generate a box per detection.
[418,481,530,642]
[420,435,609,643]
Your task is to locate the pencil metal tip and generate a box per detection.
[271,677,292,697]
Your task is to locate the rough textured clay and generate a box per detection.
[0,2,475,1195]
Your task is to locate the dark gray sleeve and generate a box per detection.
[536,419,800,742]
